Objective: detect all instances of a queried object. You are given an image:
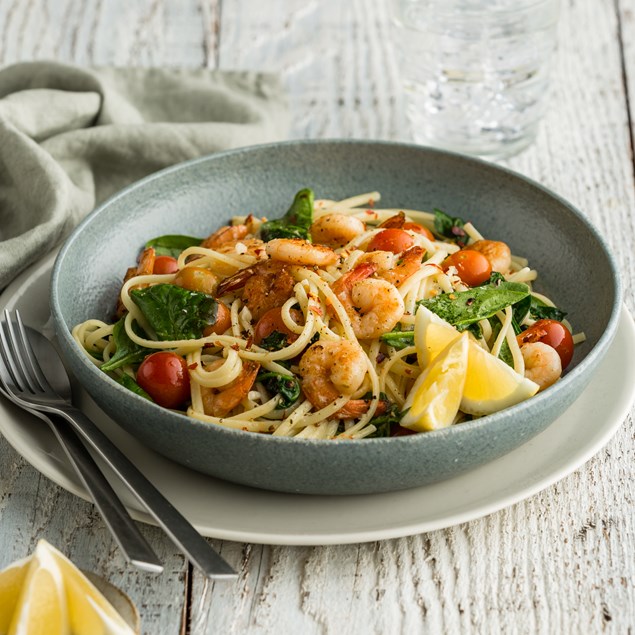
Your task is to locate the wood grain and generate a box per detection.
[0,0,633,633]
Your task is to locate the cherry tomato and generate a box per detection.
[517,319,574,369]
[368,229,414,254]
[442,249,492,287]
[136,352,191,409]
[173,266,218,295]
[153,255,179,274]
[253,307,302,345]
[203,301,232,336]
[403,222,434,241]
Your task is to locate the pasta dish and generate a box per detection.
[73,189,582,439]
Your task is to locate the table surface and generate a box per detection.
[1,1,634,633]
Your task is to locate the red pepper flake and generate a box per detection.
[246,335,254,349]
[188,362,198,370]
[376,352,386,364]
[231,343,240,351]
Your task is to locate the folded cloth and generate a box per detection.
[0,61,289,289]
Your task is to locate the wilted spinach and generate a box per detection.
[130,284,218,341]
[418,281,530,330]
[101,318,151,372]
[258,371,301,409]
[145,235,203,258]
[433,208,468,246]
[379,328,415,350]
[260,189,314,241]
[118,373,153,401]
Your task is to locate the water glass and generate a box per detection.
[390,0,560,159]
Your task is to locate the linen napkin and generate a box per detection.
[0,61,289,289]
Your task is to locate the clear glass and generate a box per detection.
[390,0,560,159]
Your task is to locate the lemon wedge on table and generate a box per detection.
[401,333,469,431]
[0,540,136,635]
[413,306,539,417]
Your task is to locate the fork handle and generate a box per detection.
[49,416,163,573]
[52,404,237,579]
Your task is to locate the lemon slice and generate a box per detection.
[0,557,31,633]
[401,332,468,431]
[8,541,68,635]
[414,306,539,417]
[0,540,136,635]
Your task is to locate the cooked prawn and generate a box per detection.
[331,263,405,339]
[299,340,384,419]
[115,247,156,318]
[200,360,260,417]
[266,238,338,267]
[310,213,365,247]
[359,246,425,287]
[469,240,512,274]
[201,224,250,249]
[216,260,295,321]
[521,342,562,392]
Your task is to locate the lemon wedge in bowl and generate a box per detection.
[413,306,539,418]
[0,540,138,635]
[401,332,469,431]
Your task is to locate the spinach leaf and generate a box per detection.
[418,281,530,330]
[433,208,468,246]
[118,373,153,401]
[489,318,515,368]
[258,371,301,409]
[101,318,151,372]
[259,331,289,351]
[379,328,415,350]
[367,401,402,438]
[511,295,532,335]
[260,188,314,242]
[145,235,202,258]
[530,296,567,322]
[130,284,218,341]
[479,271,506,286]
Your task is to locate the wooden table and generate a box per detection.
[1,1,634,632]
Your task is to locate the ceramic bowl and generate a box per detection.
[50,140,622,495]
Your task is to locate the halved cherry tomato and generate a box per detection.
[253,307,303,345]
[368,229,414,254]
[173,266,218,295]
[136,352,190,409]
[403,222,434,241]
[153,255,179,274]
[442,249,492,287]
[203,301,232,336]
[517,319,574,369]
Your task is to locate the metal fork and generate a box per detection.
[0,309,237,580]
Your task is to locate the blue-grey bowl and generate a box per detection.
[50,140,622,495]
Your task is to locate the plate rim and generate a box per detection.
[0,253,634,545]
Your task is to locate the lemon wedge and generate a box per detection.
[0,540,135,635]
[8,541,68,635]
[401,332,468,431]
[414,306,539,417]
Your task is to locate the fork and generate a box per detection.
[0,384,163,572]
[0,309,237,580]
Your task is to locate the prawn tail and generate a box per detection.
[334,398,389,420]
[216,266,256,296]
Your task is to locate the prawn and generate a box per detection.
[469,240,512,274]
[216,260,296,321]
[115,247,156,318]
[331,263,405,339]
[310,213,365,247]
[358,246,425,287]
[201,224,250,249]
[521,342,562,391]
[298,341,386,419]
[266,238,338,267]
[200,360,260,418]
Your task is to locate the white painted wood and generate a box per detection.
[0,0,633,633]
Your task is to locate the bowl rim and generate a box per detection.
[50,138,624,448]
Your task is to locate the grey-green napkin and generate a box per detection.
[0,61,289,289]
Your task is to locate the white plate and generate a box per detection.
[1,252,634,546]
